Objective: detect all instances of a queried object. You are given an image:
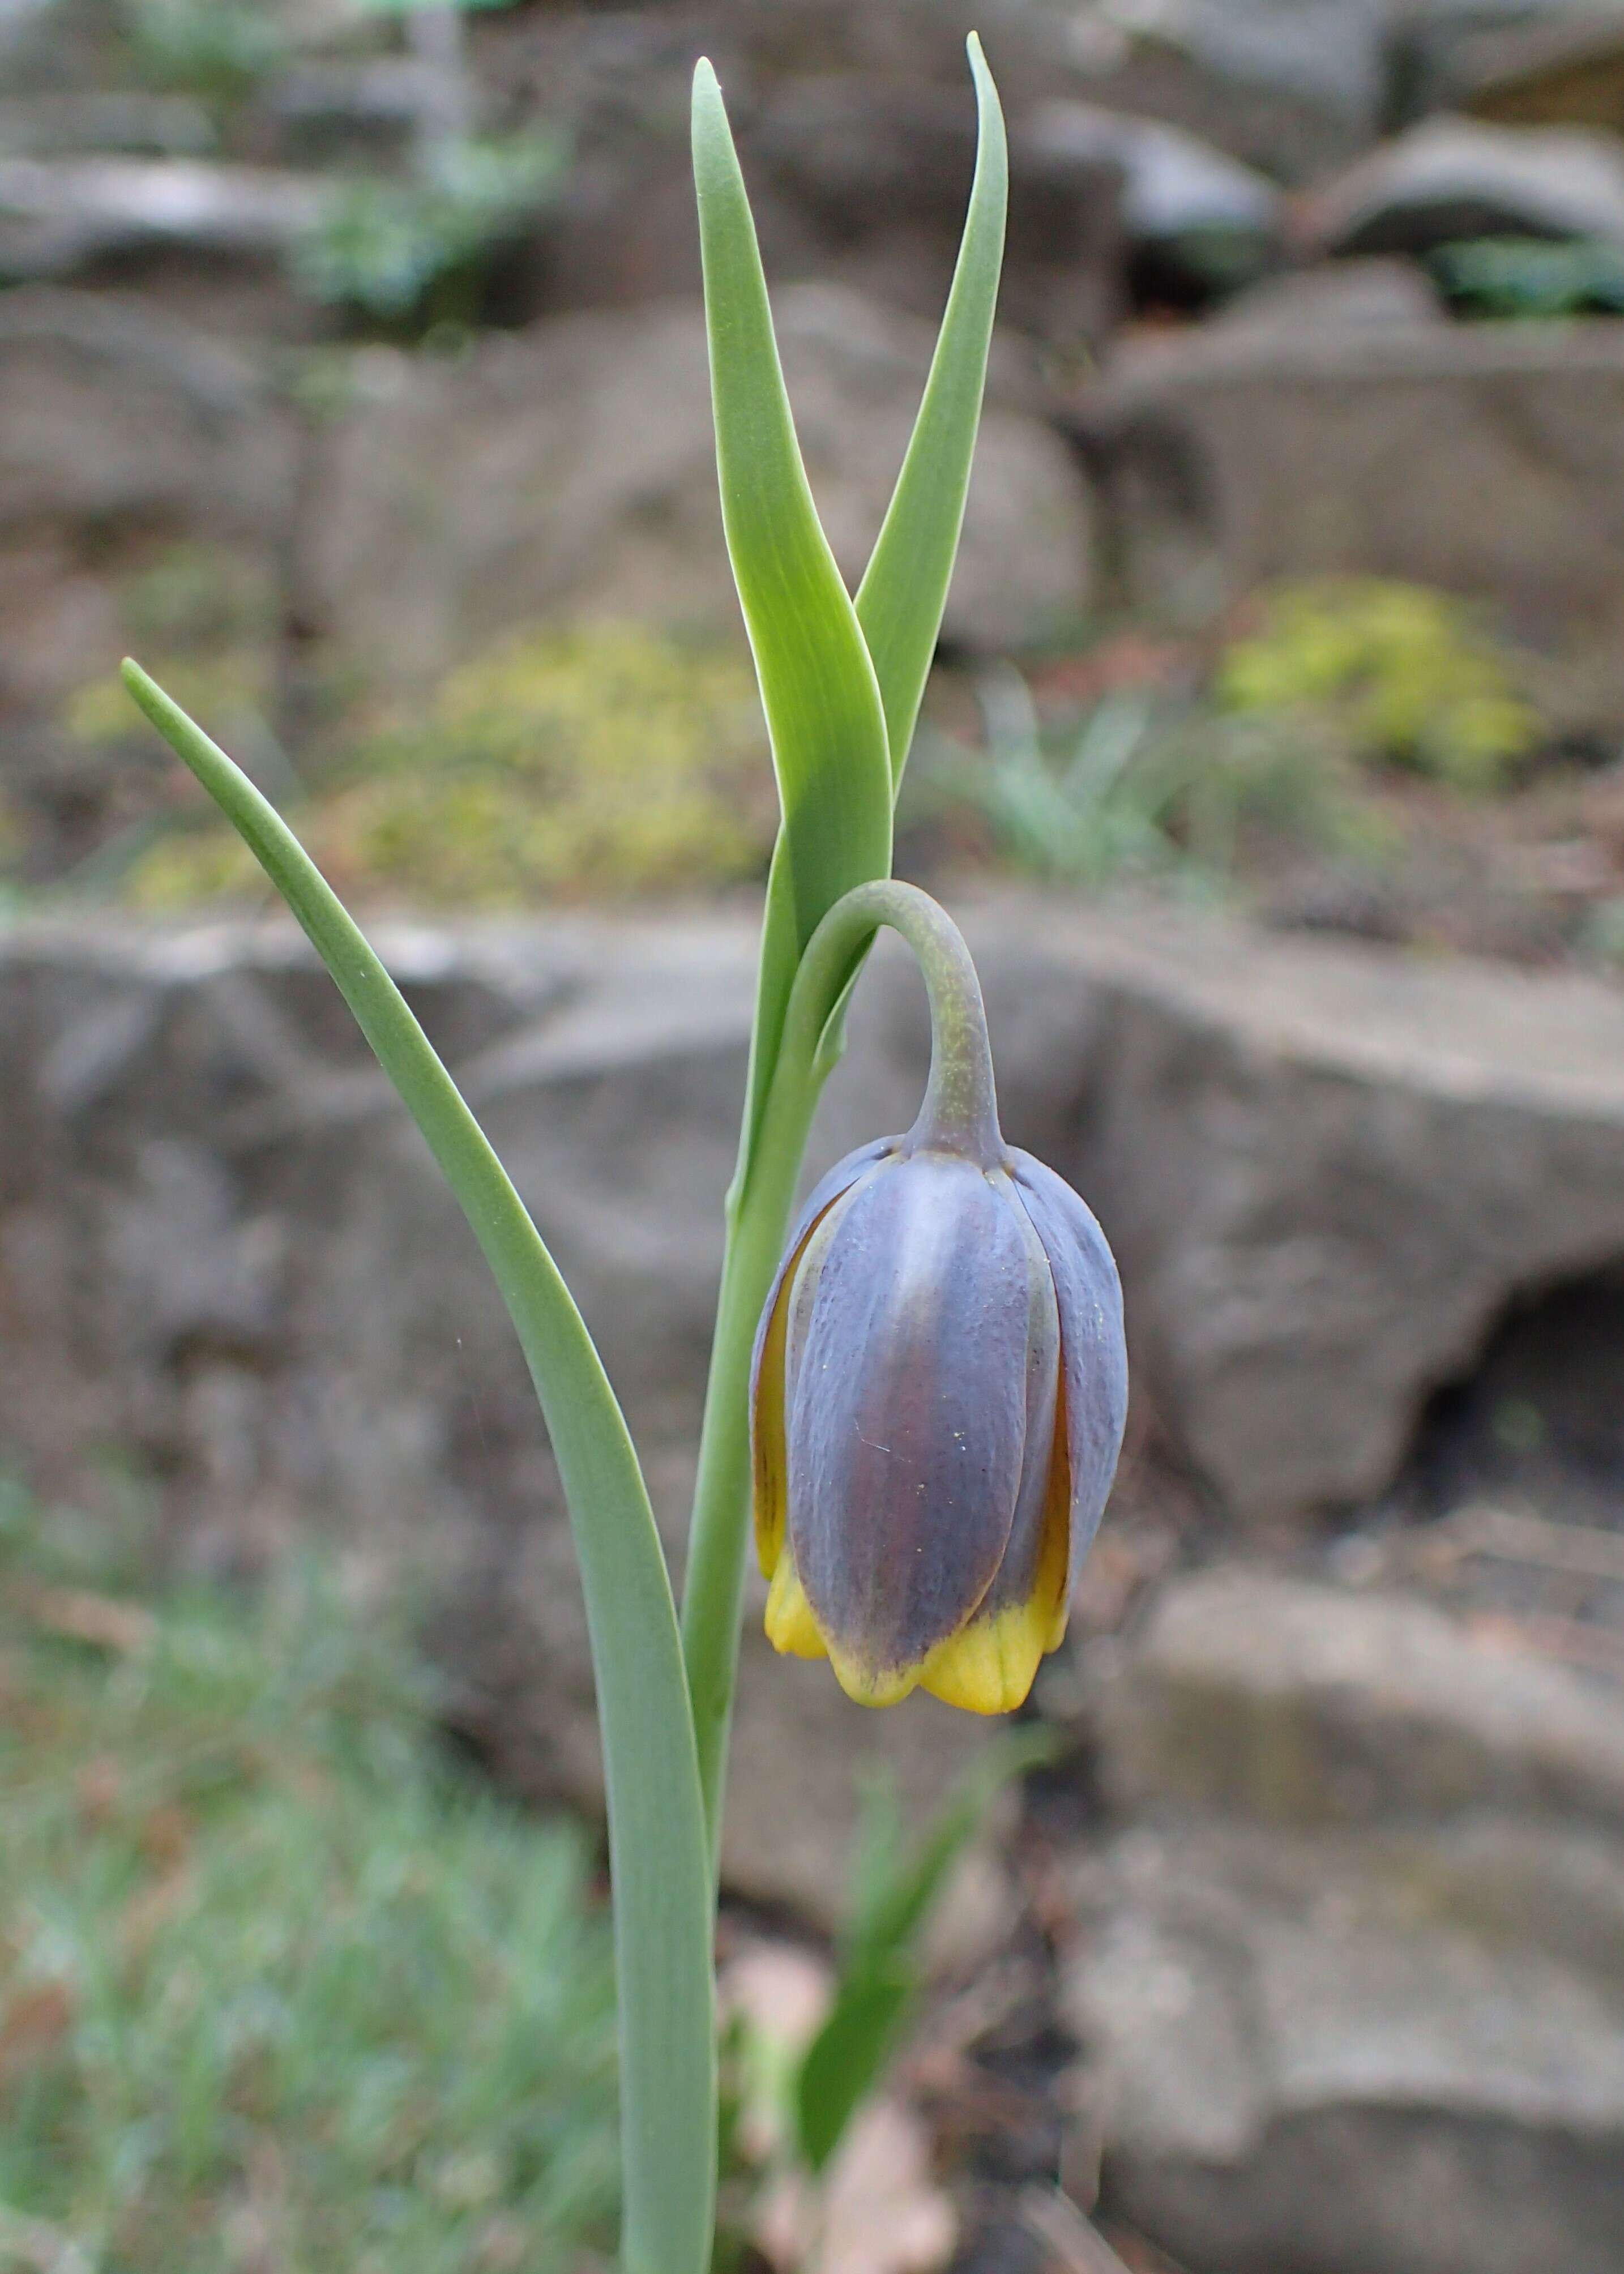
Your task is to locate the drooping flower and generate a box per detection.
[750,1113,1127,1715]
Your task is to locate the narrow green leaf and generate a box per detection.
[691,56,893,1169]
[121,661,716,2274]
[857,33,1008,789]
[847,1725,1055,1976]
[807,34,1007,1072]
[794,1724,1055,2175]
[796,1966,913,2174]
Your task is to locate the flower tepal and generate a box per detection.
[750,920,1127,1715]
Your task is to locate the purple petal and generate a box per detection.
[1008,1149,1128,1595]
[785,1151,1036,1681]
[749,1134,900,1460]
[972,1170,1063,1622]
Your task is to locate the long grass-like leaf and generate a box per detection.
[691,57,893,1175]
[857,33,1007,789]
[681,49,1007,1863]
[121,660,716,2274]
[810,35,1008,1069]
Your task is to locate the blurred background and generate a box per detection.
[2,2,1624,2269]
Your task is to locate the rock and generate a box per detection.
[1020,100,1281,304]
[7,887,1624,1932]
[1092,1565,1624,1829]
[1455,15,1624,134]
[1210,257,1445,335]
[0,287,292,533]
[0,93,216,158]
[1123,0,1392,136]
[0,288,297,711]
[1075,294,1624,639]
[1020,899,1624,1520]
[1064,1815,1624,2274]
[0,157,323,283]
[1062,1563,1624,2274]
[7,892,1624,1672]
[1035,2,1380,183]
[1301,113,1624,260]
[310,287,1095,680]
[1082,1,1624,169]
[260,59,446,164]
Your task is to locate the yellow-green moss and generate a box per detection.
[1216,578,1541,792]
[123,622,773,911]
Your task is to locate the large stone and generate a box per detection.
[7,894,1624,1693]
[1091,1565,1624,1830]
[307,285,1096,681]
[1023,100,1281,248]
[0,288,293,545]
[1455,15,1624,133]
[1064,1814,1624,2274]
[0,289,298,716]
[1301,113,1624,260]
[0,158,322,284]
[1074,297,1624,643]
[1062,1564,1624,2274]
[1019,99,1280,306]
[1022,899,1624,1520]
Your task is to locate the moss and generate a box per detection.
[1216,578,1541,792]
[122,621,775,912]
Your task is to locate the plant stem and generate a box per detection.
[679,880,1002,1871]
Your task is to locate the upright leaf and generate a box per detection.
[122,662,717,2274]
[796,1967,913,2174]
[691,58,893,1169]
[858,33,1008,789]
[793,1727,1054,2175]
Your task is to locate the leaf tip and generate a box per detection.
[965,31,999,113]
[121,657,162,723]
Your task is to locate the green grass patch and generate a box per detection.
[0,1482,619,2273]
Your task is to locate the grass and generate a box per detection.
[0,1481,619,2274]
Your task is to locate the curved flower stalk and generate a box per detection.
[750,883,1127,1713]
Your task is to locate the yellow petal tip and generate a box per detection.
[920,1597,1052,1716]
[764,1550,828,1661]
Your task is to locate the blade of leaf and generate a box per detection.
[122,660,717,2274]
[857,32,1008,791]
[847,1725,1055,1977]
[808,32,1007,1074]
[794,1726,1055,2178]
[796,1967,914,2175]
[691,56,893,1170]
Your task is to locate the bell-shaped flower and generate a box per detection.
[750,921,1127,1715]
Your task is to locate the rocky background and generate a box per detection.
[5,4,1624,2272]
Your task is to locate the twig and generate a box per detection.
[1017,2186,1135,2274]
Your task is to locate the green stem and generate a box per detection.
[680,879,1002,1870]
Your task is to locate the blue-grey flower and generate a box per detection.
[750,1128,1127,1714]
